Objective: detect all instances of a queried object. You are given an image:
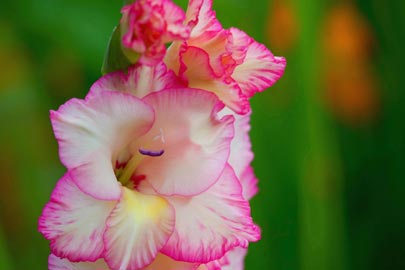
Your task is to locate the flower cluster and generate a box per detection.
[39,0,285,269]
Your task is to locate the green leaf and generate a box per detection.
[101,25,137,75]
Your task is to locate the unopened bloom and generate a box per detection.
[164,0,286,114]
[121,0,190,64]
[39,84,260,269]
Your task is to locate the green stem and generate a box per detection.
[291,1,347,269]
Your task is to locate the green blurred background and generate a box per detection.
[0,0,404,269]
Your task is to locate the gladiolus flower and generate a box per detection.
[39,0,286,268]
[39,85,260,269]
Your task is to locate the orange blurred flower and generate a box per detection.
[322,2,379,125]
[265,0,298,53]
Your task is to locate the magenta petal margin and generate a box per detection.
[39,0,285,269]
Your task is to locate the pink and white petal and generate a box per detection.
[188,30,231,77]
[164,40,184,75]
[226,28,249,66]
[89,68,128,95]
[162,0,190,40]
[104,187,175,270]
[39,174,115,262]
[219,108,257,200]
[90,62,184,99]
[138,88,234,196]
[145,253,198,270]
[197,247,247,270]
[197,261,221,270]
[240,166,259,200]
[221,247,248,270]
[206,249,230,269]
[126,62,184,97]
[68,159,120,202]
[161,165,260,263]
[179,46,249,114]
[230,28,286,97]
[219,108,253,178]
[186,0,222,37]
[49,254,110,270]
[51,91,154,200]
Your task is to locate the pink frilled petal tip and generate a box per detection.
[48,253,199,270]
[38,173,115,262]
[89,62,184,99]
[103,187,175,270]
[240,166,259,200]
[121,0,190,63]
[159,165,261,263]
[51,91,155,200]
[137,88,235,196]
[220,247,248,270]
[48,254,110,270]
[185,0,222,36]
[199,247,248,270]
[229,27,287,97]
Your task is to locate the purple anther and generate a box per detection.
[139,148,165,157]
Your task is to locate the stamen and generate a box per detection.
[139,148,164,157]
[118,153,144,186]
[159,128,166,143]
[118,147,164,186]
[152,128,166,143]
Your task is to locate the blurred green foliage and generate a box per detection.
[0,0,404,269]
